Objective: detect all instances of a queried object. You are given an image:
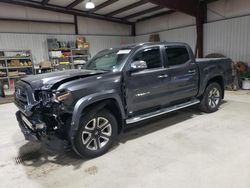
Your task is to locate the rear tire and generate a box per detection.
[199,82,222,113]
[72,109,118,158]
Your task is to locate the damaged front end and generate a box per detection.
[14,81,73,151]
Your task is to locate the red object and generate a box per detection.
[63,51,71,57]
[9,79,15,91]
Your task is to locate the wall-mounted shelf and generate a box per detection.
[0,50,34,95]
[0,66,33,69]
[48,48,90,70]
[0,57,32,60]
[47,38,90,72]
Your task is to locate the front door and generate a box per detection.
[125,46,170,116]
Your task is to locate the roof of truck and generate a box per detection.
[117,42,189,49]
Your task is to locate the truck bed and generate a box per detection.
[195,57,233,97]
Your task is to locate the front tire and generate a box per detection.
[73,109,118,158]
[199,82,222,113]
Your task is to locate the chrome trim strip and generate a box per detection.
[126,99,200,124]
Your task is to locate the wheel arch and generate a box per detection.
[206,76,225,99]
[199,75,225,99]
[71,90,125,139]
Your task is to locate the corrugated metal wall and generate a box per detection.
[204,15,250,61]
[134,0,250,62]
[207,0,250,22]
[0,3,134,64]
[0,3,132,36]
[0,3,73,22]
[3,15,249,65]
[136,14,250,62]
[0,21,75,34]
[0,33,134,64]
[1,0,250,64]
[136,12,196,35]
[77,17,131,36]
[134,9,197,52]
[135,26,197,51]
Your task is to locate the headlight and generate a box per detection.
[35,90,52,101]
[56,90,71,102]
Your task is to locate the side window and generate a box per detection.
[133,47,162,69]
[166,47,190,66]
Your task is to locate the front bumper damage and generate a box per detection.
[16,111,39,141]
[16,111,69,152]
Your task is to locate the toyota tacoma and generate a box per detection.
[15,42,233,158]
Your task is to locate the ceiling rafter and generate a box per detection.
[106,0,149,17]
[42,0,50,6]
[89,0,119,13]
[136,0,218,22]
[0,17,74,24]
[66,0,85,10]
[137,10,176,22]
[0,0,218,28]
[0,0,132,25]
[122,5,163,20]
[148,0,197,16]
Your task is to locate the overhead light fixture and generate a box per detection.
[85,0,95,9]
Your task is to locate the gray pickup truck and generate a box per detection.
[14,42,232,158]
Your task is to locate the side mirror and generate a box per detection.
[130,60,147,72]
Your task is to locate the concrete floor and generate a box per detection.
[0,90,250,188]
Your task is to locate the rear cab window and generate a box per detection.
[165,46,190,67]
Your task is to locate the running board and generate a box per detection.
[126,99,200,124]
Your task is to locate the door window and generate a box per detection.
[132,47,162,69]
[166,47,190,66]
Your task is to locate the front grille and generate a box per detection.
[14,81,40,116]
[15,98,26,109]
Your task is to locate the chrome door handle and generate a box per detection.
[188,69,196,74]
[158,74,168,79]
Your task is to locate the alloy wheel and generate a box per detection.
[82,117,112,151]
[208,87,220,108]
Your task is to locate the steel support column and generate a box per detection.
[195,1,207,58]
[131,23,136,36]
[74,15,79,35]
[149,0,208,58]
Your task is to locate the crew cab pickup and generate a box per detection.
[14,42,233,158]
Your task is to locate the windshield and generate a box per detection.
[86,48,131,71]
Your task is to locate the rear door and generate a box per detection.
[125,46,170,116]
[164,45,199,102]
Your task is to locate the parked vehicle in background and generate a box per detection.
[14,42,233,158]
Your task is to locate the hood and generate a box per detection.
[21,69,105,90]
